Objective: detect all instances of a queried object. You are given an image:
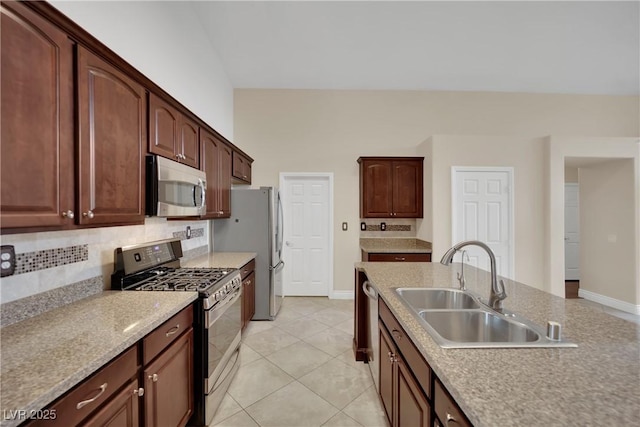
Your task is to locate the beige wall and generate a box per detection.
[234,89,639,293]
[580,159,636,304]
[565,167,579,183]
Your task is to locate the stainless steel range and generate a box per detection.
[111,238,242,427]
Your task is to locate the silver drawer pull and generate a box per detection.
[394,257,406,261]
[133,387,144,397]
[149,373,158,382]
[446,413,459,425]
[76,383,107,409]
[165,324,180,337]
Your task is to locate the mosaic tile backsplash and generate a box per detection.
[15,245,88,275]
[359,219,417,238]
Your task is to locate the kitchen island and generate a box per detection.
[357,261,640,426]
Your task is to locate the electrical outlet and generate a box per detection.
[381,222,386,231]
[360,222,366,231]
[342,222,348,231]
[1,245,16,277]
[186,226,192,239]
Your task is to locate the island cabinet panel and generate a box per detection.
[353,270,369,361]
[77,46,146,226]
[366,253,432,262]
[143,328,194,427]
[397,357,430,427]
[149,93,199,169]
[358,157,424,218]
[200,128,231,218]
[0,1,75,228]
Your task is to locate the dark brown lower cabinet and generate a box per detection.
[241,259,256,331]
[365,253,432,262]
[143,328,194,427]
[379,320,430,427]
[83,378,140,427]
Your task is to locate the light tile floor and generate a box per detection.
[211,297,389,427]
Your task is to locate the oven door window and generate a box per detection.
[158,180,203,208]
[207,295,242,380]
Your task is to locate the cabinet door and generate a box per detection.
[200,130,231,218]
[178,115,199,168]
[82,378,140,427]
[392,160,423,218]
[149,93,179,161]
[144,328,194,427]
[360,159,393,218]
[242,271,256,330]
[1,2,75,228]
[218,143,232,217]
[396,357,430,427]
[77,46,146,226]
[367,253,431,262]
[379,322,394,425]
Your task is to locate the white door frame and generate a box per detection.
[564,183,580,280]
[451,166,515,279]
[279,172,334,297]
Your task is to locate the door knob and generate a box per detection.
[83,210,94,219]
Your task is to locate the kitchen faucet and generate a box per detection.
[456,250,469,291]
[440,240,507,311]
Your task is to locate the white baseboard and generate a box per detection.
[578,289,640,315]
[329,290,354,300]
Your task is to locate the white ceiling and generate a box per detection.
[191,1,640,95]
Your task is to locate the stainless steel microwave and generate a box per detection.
[146,155,206,217]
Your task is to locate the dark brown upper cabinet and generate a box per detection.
[149,93,199,169]
[200,128,231,219]
[358,157,424,218]
[232,151,252,184]
[77,46,147,226]
[0,1,75,228]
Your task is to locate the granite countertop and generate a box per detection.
[360,238,432,254]
[0,291,197,427]
[182,252,257,269]
[357,262,640,426]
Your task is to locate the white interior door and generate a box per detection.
[452,168,514,279]
[281,174,332,296]
[564,183,580,280]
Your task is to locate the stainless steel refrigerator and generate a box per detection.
[213,187,284,320]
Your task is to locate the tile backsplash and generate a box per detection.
[0,217,210,305]
[359,218,416,238]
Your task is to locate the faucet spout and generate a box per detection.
[440,240,507,311]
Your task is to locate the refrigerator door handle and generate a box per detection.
[270,260,285,271]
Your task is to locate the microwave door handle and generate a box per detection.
[199,179,206,211]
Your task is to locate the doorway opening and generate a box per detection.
[279,173,334,297]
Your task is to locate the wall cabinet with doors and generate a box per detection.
[232,151,253,184]
[200,128,232,219]
[240,258,256,331]
[1,1,145,231]
[27,305,194,427]
[358,157,424,218]
[148,93,199,169]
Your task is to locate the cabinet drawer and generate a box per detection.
[28,346,138,427]
[434,379,471,427]
[379,299,431,399]
[143,305,193,365]
[240,259,256,280]
[368,253,431,262]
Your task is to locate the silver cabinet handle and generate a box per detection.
[165,324,180,337]
[446,413,459,425]
[175,153,182,160]
[394,257,406,261]
[148,373,158,382]
[133,387,144,397]
[61,210,75,219]
[362,281,377,300]
[83,210,94,219]
[76,383,107,409]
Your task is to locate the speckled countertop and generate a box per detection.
[182,252,256,269]
[360,238,432,254]
[358,262,640,426]
[0,291,197,427]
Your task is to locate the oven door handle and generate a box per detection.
[205,288,241,329]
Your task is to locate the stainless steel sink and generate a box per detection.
[395,288,481,310]
[393,287,577,348]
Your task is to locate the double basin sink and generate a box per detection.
[395,288,576,348]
